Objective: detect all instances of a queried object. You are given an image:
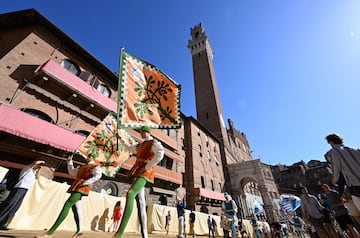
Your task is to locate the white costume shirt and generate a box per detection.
[14,165,36,189]
[126,134,164,170]
[67,160,102,186]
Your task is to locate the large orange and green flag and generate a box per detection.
[117,50,181,129]
[76,113,136,177]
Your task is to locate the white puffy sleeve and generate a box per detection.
[67,160,79,176]
[145,140,164,170]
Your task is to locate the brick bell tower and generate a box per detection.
[187,23,229,147]
[187,23,236,193]
[187,24,278,223]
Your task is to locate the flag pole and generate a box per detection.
[117,47,125,149]
[117,47,125,128]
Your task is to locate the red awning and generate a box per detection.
[0,103,85,152]
[194,187,226,201]
[37,59,117,113]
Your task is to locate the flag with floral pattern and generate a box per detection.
[76,113,136,177]
[117,51,181,129]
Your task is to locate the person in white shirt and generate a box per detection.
[223,192,238,238]
[324,133,360,212]
[0,160,45,230]
[300,186,328,238]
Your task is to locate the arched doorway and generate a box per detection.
[227,159,279,223]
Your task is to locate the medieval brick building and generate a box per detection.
[0,9,182,206]
[0,9,282,220]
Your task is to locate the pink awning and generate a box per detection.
[194,187,226,201]
[37,59,117,113]
[0,103,85,152]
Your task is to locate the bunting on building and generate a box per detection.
[117,50,181,129]
[76,113,136,177]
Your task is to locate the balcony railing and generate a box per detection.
[35,59,117,113]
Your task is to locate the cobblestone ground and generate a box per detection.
[0,230,305,238]
[0,230,168,238]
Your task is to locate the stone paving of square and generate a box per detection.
[0,230,174,238]
[0,229,303,238]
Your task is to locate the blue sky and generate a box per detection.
[2,1,360,166]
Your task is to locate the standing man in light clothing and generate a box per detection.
[324,133,360,212]
[0,160,45,230]
[223,192,238,238]
[300,186,328,238]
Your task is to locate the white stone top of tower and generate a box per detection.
[187,23,214,59]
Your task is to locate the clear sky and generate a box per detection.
[2,1,360,166]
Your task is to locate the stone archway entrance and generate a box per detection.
[227,159,276,223]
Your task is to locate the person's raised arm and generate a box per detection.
[67,153,79,176]
[145,140,164,170]
[116,129,137,154]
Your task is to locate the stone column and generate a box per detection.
[259,186,275,223]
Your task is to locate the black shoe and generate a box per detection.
[0,227,9,230]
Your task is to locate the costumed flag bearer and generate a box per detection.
[36,153,102,238]
[113,125,164,238]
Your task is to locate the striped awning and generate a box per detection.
[0,103,84,152]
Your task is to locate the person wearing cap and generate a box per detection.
[36,153,102,238]
[0,160,45,230]
[223,192,238,238]
[114,126,164,238]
